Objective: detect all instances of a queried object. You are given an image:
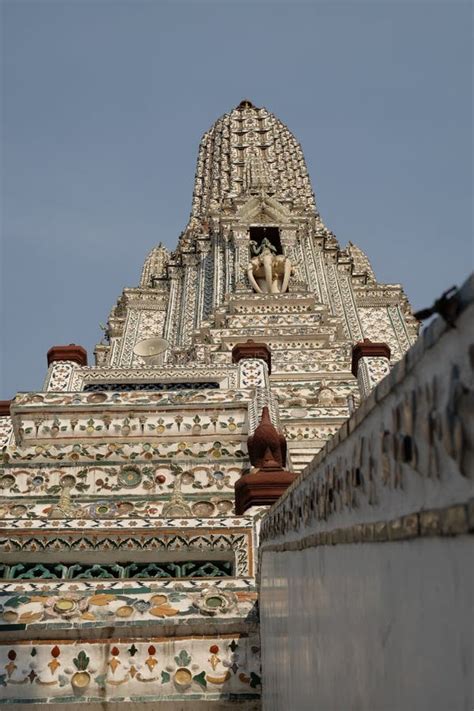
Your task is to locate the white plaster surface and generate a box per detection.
[259,277,474,711]
[260,536,473,711]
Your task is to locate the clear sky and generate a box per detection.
[1,0,472,398]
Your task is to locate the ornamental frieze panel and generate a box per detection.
[3,438,248,465]
[272,380,358,403]
[271,360,352,374]
[14,409,248,446]
[0,529,254,576]
[283,423,342,441]
[0,463,245,501]
[0,583,257,627]
[0,509,251,531]
[0,576,254,594]
[69,366,239,390]
[14,387,251,408]
[0,496,238,521]
[353,285,413,305]
[0,636,261,704]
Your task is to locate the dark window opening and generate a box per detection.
[1,560,234,580]
[83,381,220,393]
[249,226,282,255]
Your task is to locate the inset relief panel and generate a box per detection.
[358,307,403,359]
[131,310,167,366]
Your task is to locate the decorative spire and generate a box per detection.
[347,242,376,282]
[140,243,170,288]
[247,406,287,469]
[235,407,296,515]
[190,101,317,222]
[237,99,256,110]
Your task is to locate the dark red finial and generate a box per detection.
[247,406,286,469]
[235,407,295,514]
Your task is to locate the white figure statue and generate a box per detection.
[247,238,293,294]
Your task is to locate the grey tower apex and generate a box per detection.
[188,98,319,228]
[237,99,257,109]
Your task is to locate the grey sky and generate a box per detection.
[1,0,472,398]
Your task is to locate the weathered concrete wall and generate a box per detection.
[260,535,472,711]
[259,276,474,711]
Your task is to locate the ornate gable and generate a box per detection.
[235,195,293,225]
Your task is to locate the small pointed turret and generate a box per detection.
[247,406,287,470]
[235,407,296,515]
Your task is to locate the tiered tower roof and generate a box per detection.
[190,99,317,224]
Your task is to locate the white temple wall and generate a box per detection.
[260,536,472,711]
[258,275,474,711]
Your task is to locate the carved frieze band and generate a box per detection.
[260,500,474,554]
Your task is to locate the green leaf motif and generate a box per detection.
[5,595,30,608]
[73,650,90,671]
[161,670,170,684]
[174,649,191,667]
[46,485,61,495]
[193,671,207,689]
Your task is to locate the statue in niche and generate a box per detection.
[247,238,293,294]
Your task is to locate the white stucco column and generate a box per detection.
[351,339,391,399]
[43,344,88,392]
[231,340,279,433]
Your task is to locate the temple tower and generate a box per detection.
[0,100,418,709]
